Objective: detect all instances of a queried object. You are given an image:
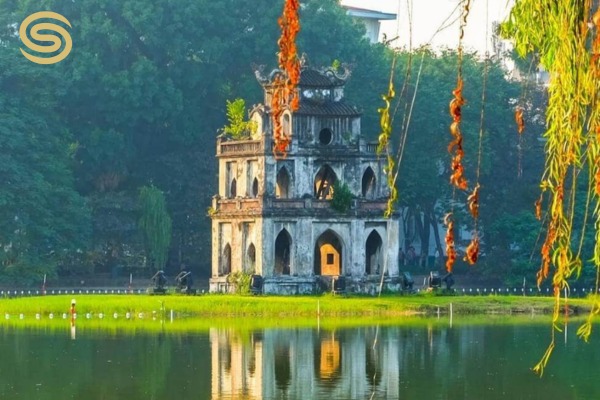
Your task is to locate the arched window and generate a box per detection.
[246,243,256,272]
[362,167,376,199]
[365,230,383,275]
[230,178,237,198]
[314,229,343,276]
[314,165,337,200]
[252,178,259,198]
[276,167,291,199]
[275,229,291,275]
[221,244,232,276]
[282,113,292,137]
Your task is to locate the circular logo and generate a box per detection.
[19,11,72,65]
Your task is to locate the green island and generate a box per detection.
[0,294,594,320]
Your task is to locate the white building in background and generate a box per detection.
[342,6,397,43]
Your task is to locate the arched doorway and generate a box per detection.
[276,167,290,199]
[275,229,291,275]
[314,230,343,276]
[221,244,232,276]
[365,230,383,275]
[314,165,337,200]
[362,167,376,199]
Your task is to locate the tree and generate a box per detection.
[501,0,600,374]
[222,98,257,139]
[0,3,91,283]
[388,50,542,276]
[138,185,172,270]
[5,0,387,276]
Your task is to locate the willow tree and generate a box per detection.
[502,0,600,374]
[138,185,172,270]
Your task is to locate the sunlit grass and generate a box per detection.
[0,311,565,337]
[0,293,591,320]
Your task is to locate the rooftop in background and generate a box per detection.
[341,5,397,44]
[343,6,397,21]
[341,0,515,53]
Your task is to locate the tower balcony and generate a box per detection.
[217,138,264,157]
[210,196,389,217]
[216,136,379,157]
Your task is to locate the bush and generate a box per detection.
[226,271,252,295]
[331,181,352,212]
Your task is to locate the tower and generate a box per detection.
[209,64,402,294]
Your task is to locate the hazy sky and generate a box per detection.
[340,0,515,52]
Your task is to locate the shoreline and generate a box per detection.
[0,294,593,319]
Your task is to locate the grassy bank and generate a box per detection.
[0,293,594,319]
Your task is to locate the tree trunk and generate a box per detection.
[420,210,431,268]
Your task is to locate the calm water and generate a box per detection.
[0,320,598,399]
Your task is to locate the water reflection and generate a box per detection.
[210,327,405,399]
[208,322,600,400]
[1,320,600,399]
[211,329,263,399]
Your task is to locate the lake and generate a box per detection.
[0,318,597,399]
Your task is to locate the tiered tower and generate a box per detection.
[209,64,402,294]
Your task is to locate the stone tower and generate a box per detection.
[209,64,402,294]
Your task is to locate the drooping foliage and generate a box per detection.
[502,0,600,374]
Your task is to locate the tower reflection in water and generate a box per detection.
[210,327,400,399]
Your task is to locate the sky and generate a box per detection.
[340,0,515,53]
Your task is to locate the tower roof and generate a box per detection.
[295,101,360,116]
[254,64,351,89]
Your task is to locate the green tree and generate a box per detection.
[0,3,91,283]
[6,0,385,276]
[391,50,543,278]
[138,185,172,270]
[331,181,353,213]
[222,98,256,139]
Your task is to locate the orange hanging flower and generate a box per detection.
[467,184,480,219]
[538,223,557,287]
[272,0,301,159]
[534,195,543,220]
[592,10,600,77]
[448,78,468,190]
[450,154,468,190]
[444,213,457,273]
[449,78,465,123]
[464,237,479,265]
[515,108,525,135]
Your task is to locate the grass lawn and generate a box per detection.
[0,293,593,318]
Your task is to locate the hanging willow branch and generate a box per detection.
[502,0,600,375]
[139,185,172,270]
[377,73,397,218]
